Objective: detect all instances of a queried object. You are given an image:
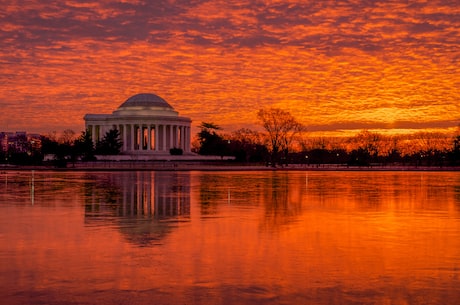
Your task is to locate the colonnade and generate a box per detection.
[87,122,191,153]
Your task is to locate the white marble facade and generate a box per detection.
[84,93,192,154]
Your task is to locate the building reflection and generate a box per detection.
[84,171,191,246]
[118,171,190,218]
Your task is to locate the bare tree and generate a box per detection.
[59,129,76,145]
[352,130,381,157]
[231,128,264,146]
[228,128,267,162]
[257,108,303,166]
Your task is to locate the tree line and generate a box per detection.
[2,107,459,167]
[195,108,460,167]
[1,129,122,166]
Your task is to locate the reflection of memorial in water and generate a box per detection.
[118,171,190,218]
[84,171,190,246]
[85,171,190,219]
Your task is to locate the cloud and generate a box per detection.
[0,0,459,135]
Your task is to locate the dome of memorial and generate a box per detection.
[118,93,174,109]
[113,93,178,116]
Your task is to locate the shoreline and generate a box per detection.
[1,161,459,172]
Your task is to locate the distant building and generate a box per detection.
[0,132,41,154]
[0,132,9,152]
[84,93,192,156]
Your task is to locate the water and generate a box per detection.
[1,170,459,304]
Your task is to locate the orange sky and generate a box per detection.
[1,0,459,136]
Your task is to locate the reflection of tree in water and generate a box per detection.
[455,175,460,210]
[83,174,122,214]
[199,174,227,216]
[2,171,93,206]
[198,173,268,215]
[197,172,304,230]
[260,172,304,231]
[84,171,191,247]
[301,173,386,211]
[348,175,384,210]
[304,172,460,213]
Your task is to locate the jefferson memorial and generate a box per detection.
[84,93,192,156]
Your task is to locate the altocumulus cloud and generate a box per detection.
[0,0,458,134]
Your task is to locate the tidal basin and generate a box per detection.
[1,170,459,304]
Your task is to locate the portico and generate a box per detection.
[84,93,192,155]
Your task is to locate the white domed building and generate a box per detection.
[84,93,192,157]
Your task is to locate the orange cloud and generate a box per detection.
[0,0,458,136]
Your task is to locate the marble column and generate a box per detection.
[126,124,131,151]
[180,126,185,150]
[154,125,159,151]
[141,125,145,150]
[162,124,166,151]
[131,124,136,151]
[88,125,94,145]
[169,125,174,149]
[185,126,190,152]
[124,124,128,152]
[147,126,151,150]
